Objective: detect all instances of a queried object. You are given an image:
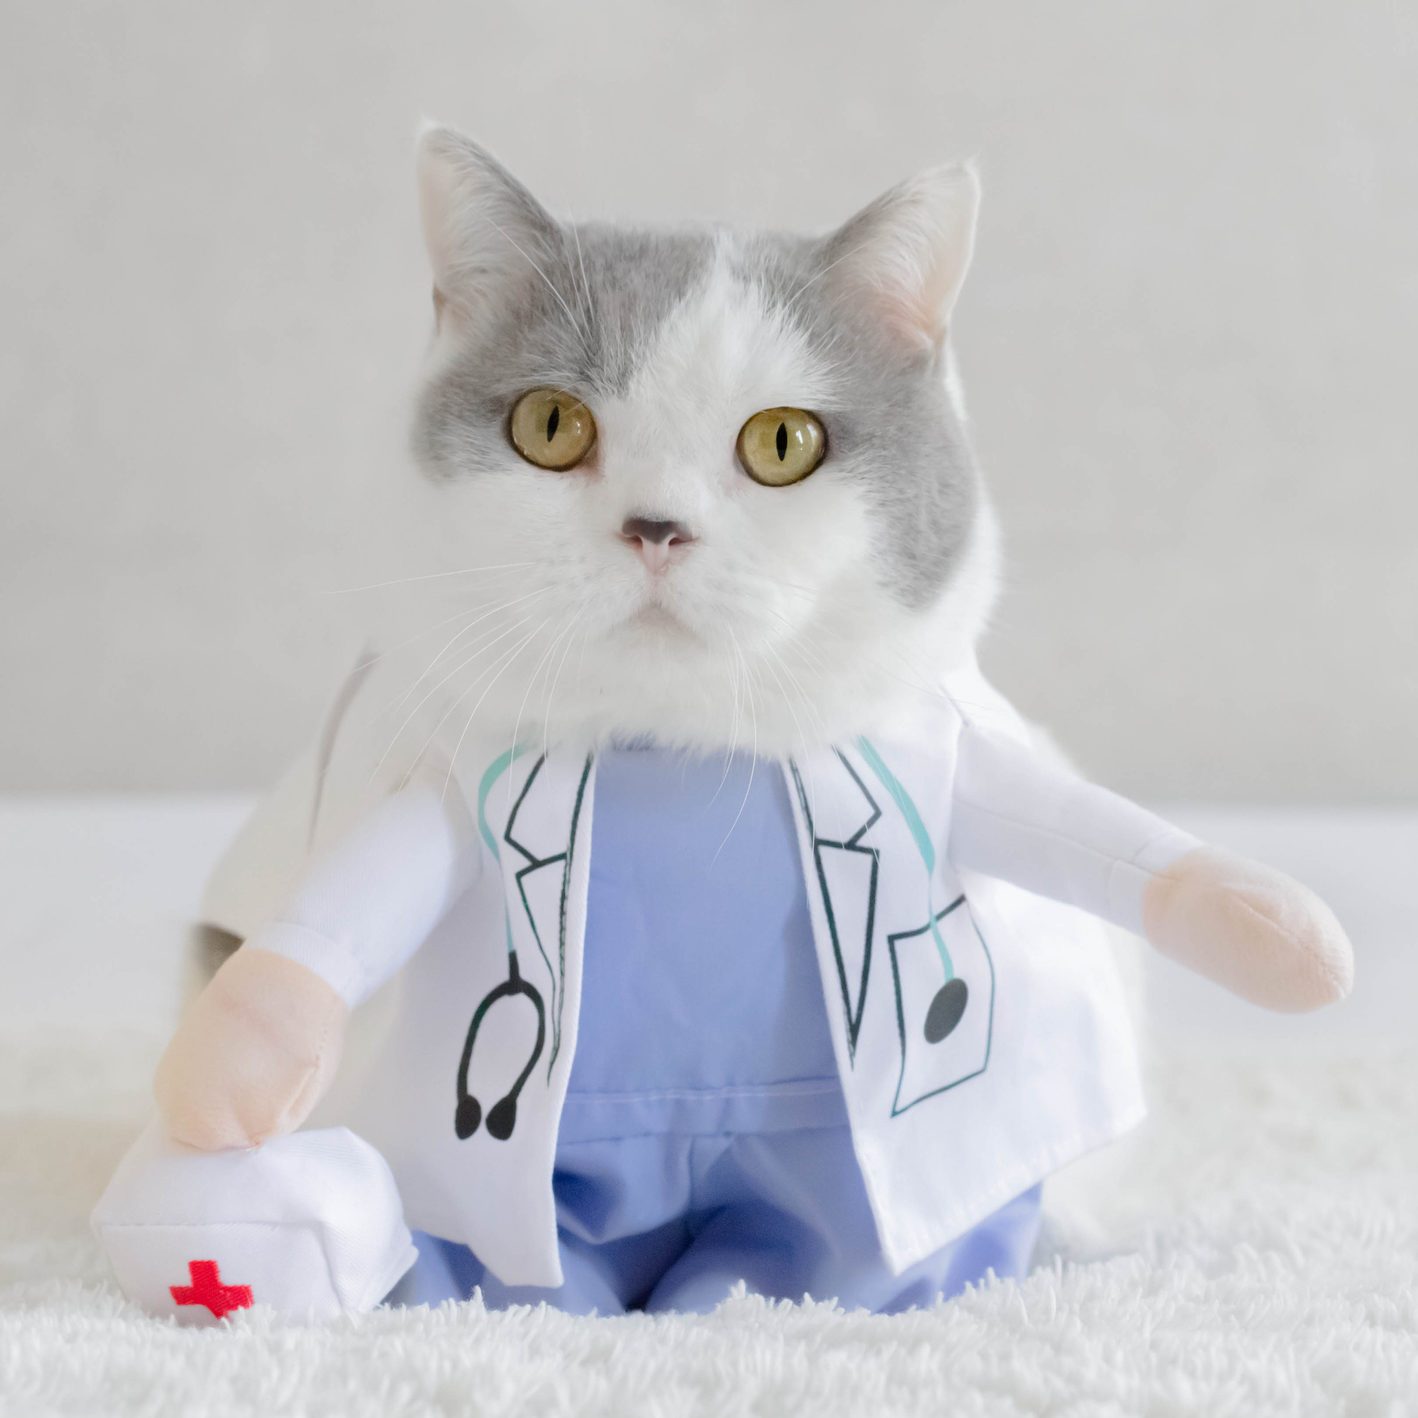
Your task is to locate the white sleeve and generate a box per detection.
[947,719,1201,935]
[239,773,480,1007]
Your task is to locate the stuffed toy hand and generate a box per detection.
[154,949,348,1151]
[950,723,1354,1013]
[1142,847,1354,1011]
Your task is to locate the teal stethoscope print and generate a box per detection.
[454,745,591,1142]
[857,737,996,1117]
[855,738,970,1043]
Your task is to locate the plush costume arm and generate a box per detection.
[947,721,1354,1011]
[225,770,479,1008]
[156,774,479,1150]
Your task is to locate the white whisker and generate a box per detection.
[714,636,760,866]
[542,608,585,764]
[439,618,551,802]
[481,214,593,353]
[323,562,535,595]
[782,237,876,316]
[569,223,594,338]
[351,600,514,675]
[709,626,746,808]
[503,614,576,811]
[367,614,535,789]
[387,584,554,715]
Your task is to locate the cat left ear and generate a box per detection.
[822,162,981,352]
[415,122,560,332]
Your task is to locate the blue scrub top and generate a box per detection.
[561,745,848,1143]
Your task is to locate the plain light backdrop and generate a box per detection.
[3,1,1414,799]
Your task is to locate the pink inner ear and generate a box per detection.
[838,252,950,354]
[869,272,951,352]
[828,167,979,352]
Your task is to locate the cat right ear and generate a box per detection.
[415,123,559,332]
[821,161,981,354]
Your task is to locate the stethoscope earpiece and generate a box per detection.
[485,1096,519,1141]
[454,1090,519,1141]
[454,1096,482,1140]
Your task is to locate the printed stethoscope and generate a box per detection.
[454,746,545,1142]
[856,738,969,1046]
[454,738,967,1144]
[454,949,543,1141]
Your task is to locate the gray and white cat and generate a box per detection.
[137,126,1349,1324]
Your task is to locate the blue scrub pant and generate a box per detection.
[392,1124,1042,1315]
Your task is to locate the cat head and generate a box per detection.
[392,125,997,759]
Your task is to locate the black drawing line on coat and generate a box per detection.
[886,895,995,1118]
[307,650,375,849]
[553,754,594,1072]
[503,753,593,1072]
[788,750,881,1063]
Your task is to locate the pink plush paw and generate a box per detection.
[154,948,348,1150]
[1142,847,1354,1012]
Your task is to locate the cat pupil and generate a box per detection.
[776,422,788,460]
[546,405,560,442]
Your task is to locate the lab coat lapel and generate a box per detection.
[418,741,595,1289]
[491,747,595,1075]
[784,749,884,1063]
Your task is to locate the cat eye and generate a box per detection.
[736,407,827,487]
[508,388,597,470]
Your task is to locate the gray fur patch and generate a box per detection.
[414,222,715,479]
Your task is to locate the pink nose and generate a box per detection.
[619,516,695,573]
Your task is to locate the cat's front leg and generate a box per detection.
[155,948,348,1150]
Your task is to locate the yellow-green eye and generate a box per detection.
[736,407,826,486]
[509,388,597,470]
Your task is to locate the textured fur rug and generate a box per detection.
[2,1028,1414,1417]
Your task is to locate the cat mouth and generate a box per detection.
[628,602,698,639]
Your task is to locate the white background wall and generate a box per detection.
[2,1,1414,798]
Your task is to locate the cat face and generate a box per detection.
[393,127,997,757]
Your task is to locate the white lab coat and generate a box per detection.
[203,657,1195,1287]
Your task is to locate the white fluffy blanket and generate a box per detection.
[2,1029,1415,1417]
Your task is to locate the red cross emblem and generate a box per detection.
[169,1260,253,1319]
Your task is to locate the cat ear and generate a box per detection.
[415,123,560,330]
[822,162,981,351]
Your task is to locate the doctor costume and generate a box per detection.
[133,657,1204,1316]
